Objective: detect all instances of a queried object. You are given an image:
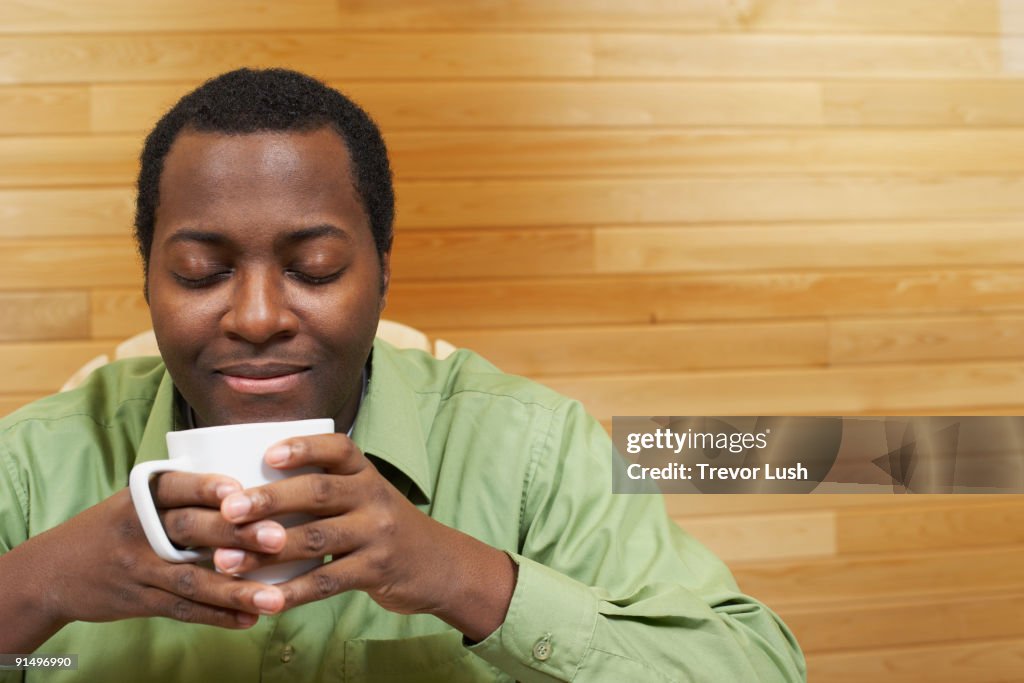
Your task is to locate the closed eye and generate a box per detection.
[172,271,231,289]
[287,269,344,285]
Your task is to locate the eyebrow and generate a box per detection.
[275,224,352,249]
[165,224,353,250]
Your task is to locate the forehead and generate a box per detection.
[155,127,369,242]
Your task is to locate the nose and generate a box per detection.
[220,267,299,344]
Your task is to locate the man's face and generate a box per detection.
[148,127,388,428]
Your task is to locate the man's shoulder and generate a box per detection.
[0,357,167,438]
[376,341,571,416]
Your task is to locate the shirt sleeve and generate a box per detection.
[468,400,807,682]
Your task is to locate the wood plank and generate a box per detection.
[591,34,1009,79]
[89,81,825,135]
[1,34,1018,85]
[16,129,1024,188]
[732,546,1024,604]
[0,135,137,188]
[836,499,1024,554]
[824,80,1024,126]
[782,591,1024,654]
[595,222,1024,275]
[0,340,117,392]
[427,321,826,376]
[672,510,836,563]
[806,637,1024,683]
[0,85,88,135]
[542,361,1024,420]
[388,269,1024,328]
[0,393,45,418]
[0,33,593,85]
[395,177,1024,228]
[15,129,1024,187]
[664,494,1014,519]
[0,0,340,33]
[0,0,1007,35]
[0,291,89,342]
[0,239,140,290]
[8,177,1024,230]
[831,314,1024,365]
[0,188,132,238]
[90,288,150,339]
[392,228,594,280]
[390,129,1024,179]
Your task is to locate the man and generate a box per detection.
[0,68,805,682]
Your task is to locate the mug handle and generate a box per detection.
[129,459,211,563]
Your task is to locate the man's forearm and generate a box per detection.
[0,539,66,651]
[427,530,517,643]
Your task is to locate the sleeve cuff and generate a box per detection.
[466,552,598,682]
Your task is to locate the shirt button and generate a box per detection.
[532,634,552,661]
[280,645,295,663]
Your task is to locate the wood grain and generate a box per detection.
[0,0,1008,35]
[427,321,827,375]
[0,340,120,392]
[543,361,1024,420]
[594,222,1024,274]
[14,129,1024,187]
[8,177,1024,227]
[0,291,89,342]
[0,239,141,290]
[837,499,1024,554]
[732,545,1024,604]
[0,85,88,135]
[673,510,836,563]
[831,314,1024,365]
[384,269,1024,328]
[87,81,826,135]
[0,188,133,238]
[783,591,1024,654]
[805,637,1024,683]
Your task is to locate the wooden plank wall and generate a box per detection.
[2,1,1024,680]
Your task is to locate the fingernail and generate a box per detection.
[236,612,258,628]
[223,494,252,520]
[256,525,285,550]
[253,589,283,614]
[216,482,240,500]
[265,444,291,466]
[217,548,245,572]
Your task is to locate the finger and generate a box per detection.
[146,562,286,616]
[161,507,287,554]
[153,471,242,508]
[264,433,369,475]
[277,559,369,611]
[140,586,261,629]
[213,515,365,575]
[221,472,369,523]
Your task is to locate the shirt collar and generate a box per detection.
[136,338,433,503]
[351,338,433,504]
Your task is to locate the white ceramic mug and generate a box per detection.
[129,418,335,584]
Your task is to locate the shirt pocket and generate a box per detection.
[342,630,512,683]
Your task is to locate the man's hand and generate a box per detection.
[211,434,517,642]
[0,475,287,651]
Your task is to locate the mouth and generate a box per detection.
[215,363,310,395]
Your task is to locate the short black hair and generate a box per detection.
[134,67,394,291]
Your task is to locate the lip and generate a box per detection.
[216,363,310,395]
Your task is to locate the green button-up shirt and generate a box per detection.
[0,339,805,682]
